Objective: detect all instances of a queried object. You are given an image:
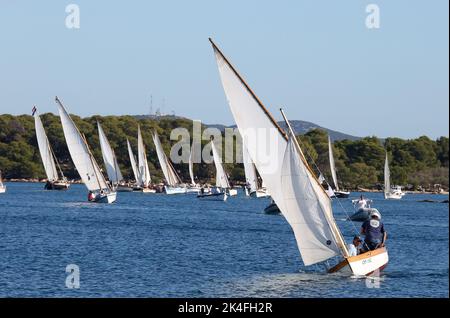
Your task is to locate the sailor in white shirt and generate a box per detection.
[348,236,363,257]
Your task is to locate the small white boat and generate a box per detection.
[349,198,379,222]
[56,96,116,204]
[164,185,187,195]
[384,153,405,200]
[228,188,238,196]
[34,108,70,190]
[197,191,228,201]
[0,170,6,193]
[209,139,235,199]
[250,188,270,198]
[210,38,388,276]
[90,191,117,204]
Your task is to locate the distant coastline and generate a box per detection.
[3,178,449,195]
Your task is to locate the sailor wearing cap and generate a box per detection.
[348,236,363,257]
[360,210,387,252]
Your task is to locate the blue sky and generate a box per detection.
[0,1,448,139]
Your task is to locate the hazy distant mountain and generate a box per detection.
[205,120,361,141]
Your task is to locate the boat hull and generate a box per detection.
[116,185,134,192]
[250,189,270,198]
[228,188,238,196]
[333,191,350,198]
[197,192,228,201]
[264,202,280,214]
[0,186,5,193]
[164,186,187,195]
[186,186,201,194]
[142,187,157,193]
[328,247,389,276]
[349,208,379,222]
[384,192,404,200]
[91,192,117,204]
[45,181,70,190]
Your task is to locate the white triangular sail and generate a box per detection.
[34,113,60,181]
[127,138,139,183]
[137,126,152,187]
[56,97,109,192]
[98,122,123,185]
[328,136,339,191]
[189,144,196,186]
[210,39,348,265]
[242,144,258,193]
[210,140,230,189]
[384,153,390,195]
[152,130,182,186]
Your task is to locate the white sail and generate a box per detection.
[282,133,342,265]
[127,138,140,183]
[189,145,196,186]
[210,39,348,265]
[56,97,109,192]
[328,136,339,191]
[152,130,181,186]
[34,113,59,181]
[384,153,390,195]
[137,126,151,187]
[98,122,123,184]
[210,140,230,189]
[242,144,258,192]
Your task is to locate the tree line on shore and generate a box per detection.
[0,113,448,190]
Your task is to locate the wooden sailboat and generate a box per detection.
[210,38,388,275]
[33,108,70,190]
[186,142,201,194]
[152,129,186,194]
[243,141,270,198]
[328,136,349,198]
[98,122,132,192]
[135,126,156,193]
[126,138,144,191]
[0,170,6,193]
[197,139,228,201]
[384,153,405,200]
[55,96,116,203]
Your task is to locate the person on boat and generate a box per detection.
[88,191,95,201]
[355,195,367,210]
[360,210,387,251]
[348,236,363,256]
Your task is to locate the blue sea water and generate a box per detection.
[0,182,448,298]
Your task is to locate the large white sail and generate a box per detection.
[98,122,123,184]
[328,136,339,191]
[127,138,140,183]
[210,140,230,189]
[137,126,151,187]
[242,143,258,193]
[210,39,348,265]
[188,145,196,186]
[34,113,59,181]
[56,97,109,192]
[384,153,390,195]
[152,130,181,186]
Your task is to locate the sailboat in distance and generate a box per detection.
[126,138,141,190]
[197,139,228,201]
[55,96,117,203]
[152,129,186,194]
[384,152,405,200]
[186,142,201,194]
[328,136,350,198]
[242,142,270,198]
[210,38,388,275]
[33,107,70,190]
[97,122,132,192]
